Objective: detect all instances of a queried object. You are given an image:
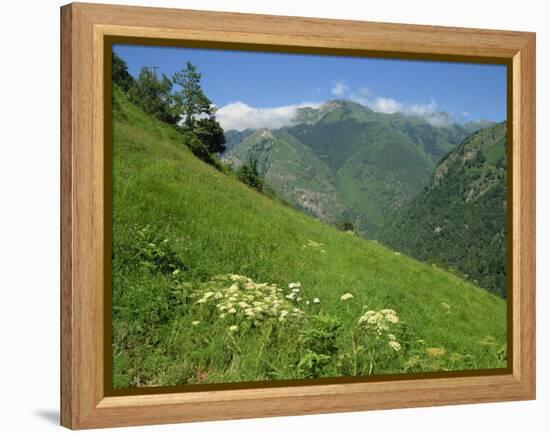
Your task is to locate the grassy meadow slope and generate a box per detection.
[111,88,506,388]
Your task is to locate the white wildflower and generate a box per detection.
[192,274,304,326]
[228,325,238,333]
[386,313,399,324]
[340,293,354,301]
[389,341,401,352]
[358,308,400,332]
[191,320,200,326]
[313,298,320,304]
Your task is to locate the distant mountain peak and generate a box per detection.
[256,128,275,139]
[321,99,370,110]
[293,99,374,125]
[463,119,496,133]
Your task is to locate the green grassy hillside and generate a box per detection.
[378,123,508,297]
[223,128,347,222]
[112,88,507,388]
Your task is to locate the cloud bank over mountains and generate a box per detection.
[216,101,323,131]
[216,80,456,131]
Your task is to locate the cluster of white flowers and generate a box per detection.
[358,309,399,330]
[358,308,401,351]
[284,282,322,306]
[426,347,446,357]
[302,240,327,254]
[441,302,451,314]
[388,340,401,352]
[285,282,302,302]
[340,293,354,301]
[194,274,305,325]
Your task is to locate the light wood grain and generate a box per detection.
[60,2,536,429]
[60,4,73,428]
[512,34,536,393]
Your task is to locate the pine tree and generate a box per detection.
[172,62,214,130]
[172,62,226,157]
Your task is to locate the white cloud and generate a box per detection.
[366,97,438,117]
[349,95,368,106]
[423,112,454,127]
[216,101,321,131]
[348,87,372,106]
[371,97,404,114]
[408,99,438,116]
[461,111,470,117]
[218,79,456,131]
[331,80,348,96]
[327,78,455,126]
[354,93,454,126]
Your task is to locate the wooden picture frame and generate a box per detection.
[60,2,536,429]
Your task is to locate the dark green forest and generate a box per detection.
[378,123,508,297]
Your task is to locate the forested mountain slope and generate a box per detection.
[378,122,508,297]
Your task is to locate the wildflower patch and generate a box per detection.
[192,274,305,327]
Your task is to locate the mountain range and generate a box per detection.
[222,100,489,236]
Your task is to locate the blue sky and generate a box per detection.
[113,44,506,131]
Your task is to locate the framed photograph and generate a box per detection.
[60,2,536,429]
